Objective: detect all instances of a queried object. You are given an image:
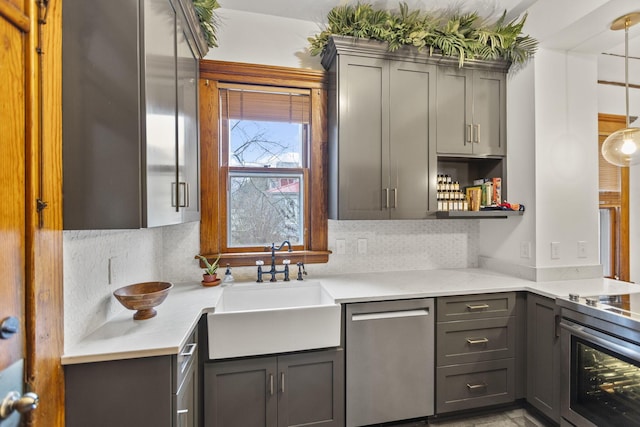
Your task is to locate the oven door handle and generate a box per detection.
[560,321,640,361]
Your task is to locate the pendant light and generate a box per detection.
[601,12,640,167]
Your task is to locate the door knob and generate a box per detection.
[0,391,39,419]
[0,316,19,339]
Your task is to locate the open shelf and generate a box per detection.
[436,210,524,219]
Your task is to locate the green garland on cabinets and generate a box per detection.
[308,2,538,67]
[192,0,221,48]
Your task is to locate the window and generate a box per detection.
[221,86,308,248]
[199,61,329,266]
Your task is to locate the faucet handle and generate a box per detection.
[296,262,307,281]
[256,260,264,266]
[282,259,291,265]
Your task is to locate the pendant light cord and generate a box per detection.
[625,17,630,128]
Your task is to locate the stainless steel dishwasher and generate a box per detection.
[346,298,435,427]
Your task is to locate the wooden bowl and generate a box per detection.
[113,281,173,320]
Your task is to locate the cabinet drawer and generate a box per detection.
[436,317,515,366]
[436,358,515,414]
[437,293,515,321]
[176,329,198,393]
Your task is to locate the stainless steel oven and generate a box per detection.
[559,294,640,426]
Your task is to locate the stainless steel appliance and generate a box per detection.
[557,293,640,426]
[345,298,435,427]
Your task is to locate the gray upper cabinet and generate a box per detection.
[62,0,204,229]
[436,66,507,156]
[324,37,437,220]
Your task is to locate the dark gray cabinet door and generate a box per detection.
[65,356,174,427]
[436,67,506,156]
[334,54,390,219]
[436,67,472,155]
[526,294,561,423]
[204,350,344,427]
[389,61,437,218]
[277,349,344,427]
[472,70,506,156]
[176,12,201,223]
[330,55,436,219]
[205,357,279,427]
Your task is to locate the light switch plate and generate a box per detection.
[357,238,367,255]
[551,242,560,259]
[335,239,346,255]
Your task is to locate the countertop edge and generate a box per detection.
[62,269,639,365]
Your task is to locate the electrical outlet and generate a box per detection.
[551,242,560,260]
[108,256,119,285]
[577,241,587,258]
[357,238,368,255]
[520,241,531,259]
[336,239,346,255]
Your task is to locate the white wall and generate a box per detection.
[479,59,537,277]
[534,50,600,270]
[205,9,324,70]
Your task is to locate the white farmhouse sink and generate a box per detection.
[207,281,341,359]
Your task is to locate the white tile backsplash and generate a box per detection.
[63,219,478,350]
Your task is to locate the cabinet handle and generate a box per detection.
[466,124,472,143]
[177,409,188,427]
[171,182,190,208]
[384,188,390,209]
[466,382,487,391]
[466,337,489,345]
[466,303,489,311]
[393,188,398,208]
[269,374,274,396]
[180,343,197,357]
[554,314,560,338]
[280,372,285,394]
[473,124,480,143]
[181,182,189,208]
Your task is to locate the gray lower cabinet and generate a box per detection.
[436,293,519,414]
[526,294,561,423]
[436,66,507,156]
[65,331,199,427]
[324,37,437,219]
[204,348,344,427]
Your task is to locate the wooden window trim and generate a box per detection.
[199,60,329,266]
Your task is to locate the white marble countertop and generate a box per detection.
[61,267,640,365]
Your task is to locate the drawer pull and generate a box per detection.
[180,343,197,357]
[466,382,487,391]
[269,374,274,396]
[466,303,489,311]
[466,337,489,345]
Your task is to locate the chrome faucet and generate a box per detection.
[256,241,292,283]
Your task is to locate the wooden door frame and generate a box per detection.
[598,113,630,282]
[0,0,65,424]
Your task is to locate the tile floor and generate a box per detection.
[387,408,551,427]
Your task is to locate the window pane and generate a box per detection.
[228,173,303,247]
[229,120,304,168]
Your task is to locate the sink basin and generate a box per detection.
[207,281,341,359]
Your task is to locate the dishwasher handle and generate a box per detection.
[351,309,430,321]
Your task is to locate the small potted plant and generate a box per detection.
[195,254,221,285]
